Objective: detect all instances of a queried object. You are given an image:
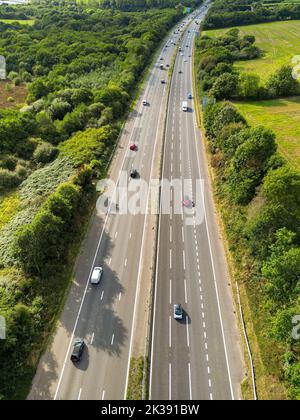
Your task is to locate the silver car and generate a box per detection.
[174,304,183,320]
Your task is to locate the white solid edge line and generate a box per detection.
[54,46,160,401]
[169,316,172,348]
[186,315,189,347]
[188,362,192,400]
[169,363,172,401]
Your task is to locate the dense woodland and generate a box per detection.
[197,29,300,399]
[93,0,203,10]
[0,2,186,399]
[202,0,300,29]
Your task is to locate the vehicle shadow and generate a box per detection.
[177,310,191,325]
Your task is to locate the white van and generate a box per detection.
[182,101,188,112]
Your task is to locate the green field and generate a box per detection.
[235,97,300,170]
[0,19,35,25]
[205,20,300,81]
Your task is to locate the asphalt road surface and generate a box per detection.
[150,7,244,401]
[28,11,196,401]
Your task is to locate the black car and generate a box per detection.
[161,79,166,84]
[130,169,138,178]
[178,70,182,74]
[71,339,85,363]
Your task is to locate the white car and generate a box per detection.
[142,99,147,106]
[90,267,103,285]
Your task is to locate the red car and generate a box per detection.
[182,198,194,208]
[130,144,137,151]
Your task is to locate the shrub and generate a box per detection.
[0,169,21,192]
[7,71,18,81]
[0,155,17,171]
[59,125,117,167]
[210,72,239,100]
[33,143,58,164]
[238,73,261,99]
[267,65,300,98]
[228,127,277,204]
[48,98,72,121]
[13,182,81,276]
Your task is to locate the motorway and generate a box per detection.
[150,8,244,400]
[28,11,195,401]
[28,3,244,401]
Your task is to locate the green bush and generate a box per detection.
[13,182,81,276]
[33,143,58,164]
[0,169,21,192]
[59,125,117,167]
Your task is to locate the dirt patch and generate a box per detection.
[0,80,27,109]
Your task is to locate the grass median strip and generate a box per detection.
[126,356,149,400]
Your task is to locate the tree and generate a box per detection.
[262,165,300,211]
[220,126,249,159]
[48,98,72,121]
[36,111,60,144]
[210,72,239,100]
[238,73,261,99]
[228,127,277,204]
[267,65,300,98]
[27,79,50,102]
[232,127,277,174]
[204,102,246,142]
[263,247,300,305]
[246,168,300,259]
[270,306,300,344]
[13,209,64,275]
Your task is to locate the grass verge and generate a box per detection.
[126,356,149,400]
